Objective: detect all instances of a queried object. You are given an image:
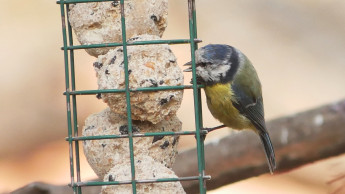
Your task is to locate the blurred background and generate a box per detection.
[1,0,345,193]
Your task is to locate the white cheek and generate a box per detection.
[196,66,210,81]
[196,64,230,83]
[206,65,230,82]
[211,65,230,78]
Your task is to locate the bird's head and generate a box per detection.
[184,44,240,85]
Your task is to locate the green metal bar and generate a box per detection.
[62,39,202,50]
[191,0,203,128]
[59,1,77,194]
[120,0,137,193]
[191,1,208,191]
[66,4,82,194]
[192,4,198,40]
[57,0,114,4]
[188,0,207,193]
[67,130,208,141]
[63,85,204,95]
[74,176,211,187]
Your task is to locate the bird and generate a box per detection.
[184,44,276,173]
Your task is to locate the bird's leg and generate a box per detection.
[196,125,227,141]
[203,125,226,133]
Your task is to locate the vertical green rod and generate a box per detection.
[191,0,207,185]
[192,0,203,125]
[59,1,76,194]
[120,0,137,193]
[66,4,82,194]
[188,0,206,193]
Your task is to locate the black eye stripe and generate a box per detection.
[197,62,207,67]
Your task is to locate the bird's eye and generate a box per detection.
[198,63,207,67]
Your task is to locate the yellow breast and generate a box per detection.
[204,83,252,130]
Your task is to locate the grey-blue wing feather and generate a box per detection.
[231,81,276,173]
[231,82,266,133]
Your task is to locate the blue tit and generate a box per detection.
[184,44,276,173]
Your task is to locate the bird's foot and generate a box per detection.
[203,125,226,133]
[194,125,227,141]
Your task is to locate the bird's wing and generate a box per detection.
[231,81,276,173]
[230,81,267,133]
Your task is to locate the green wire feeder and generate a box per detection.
[58,0,210,193]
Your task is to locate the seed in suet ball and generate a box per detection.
[68,1,168,57]
[82,108,182,178]
[94,35,183,124]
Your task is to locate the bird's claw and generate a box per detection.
[194,125,226,141]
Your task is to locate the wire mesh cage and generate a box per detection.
[57,0,210,193]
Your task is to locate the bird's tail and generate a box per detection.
[259,131,276,174]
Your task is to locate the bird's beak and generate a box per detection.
[183,61,192,72]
